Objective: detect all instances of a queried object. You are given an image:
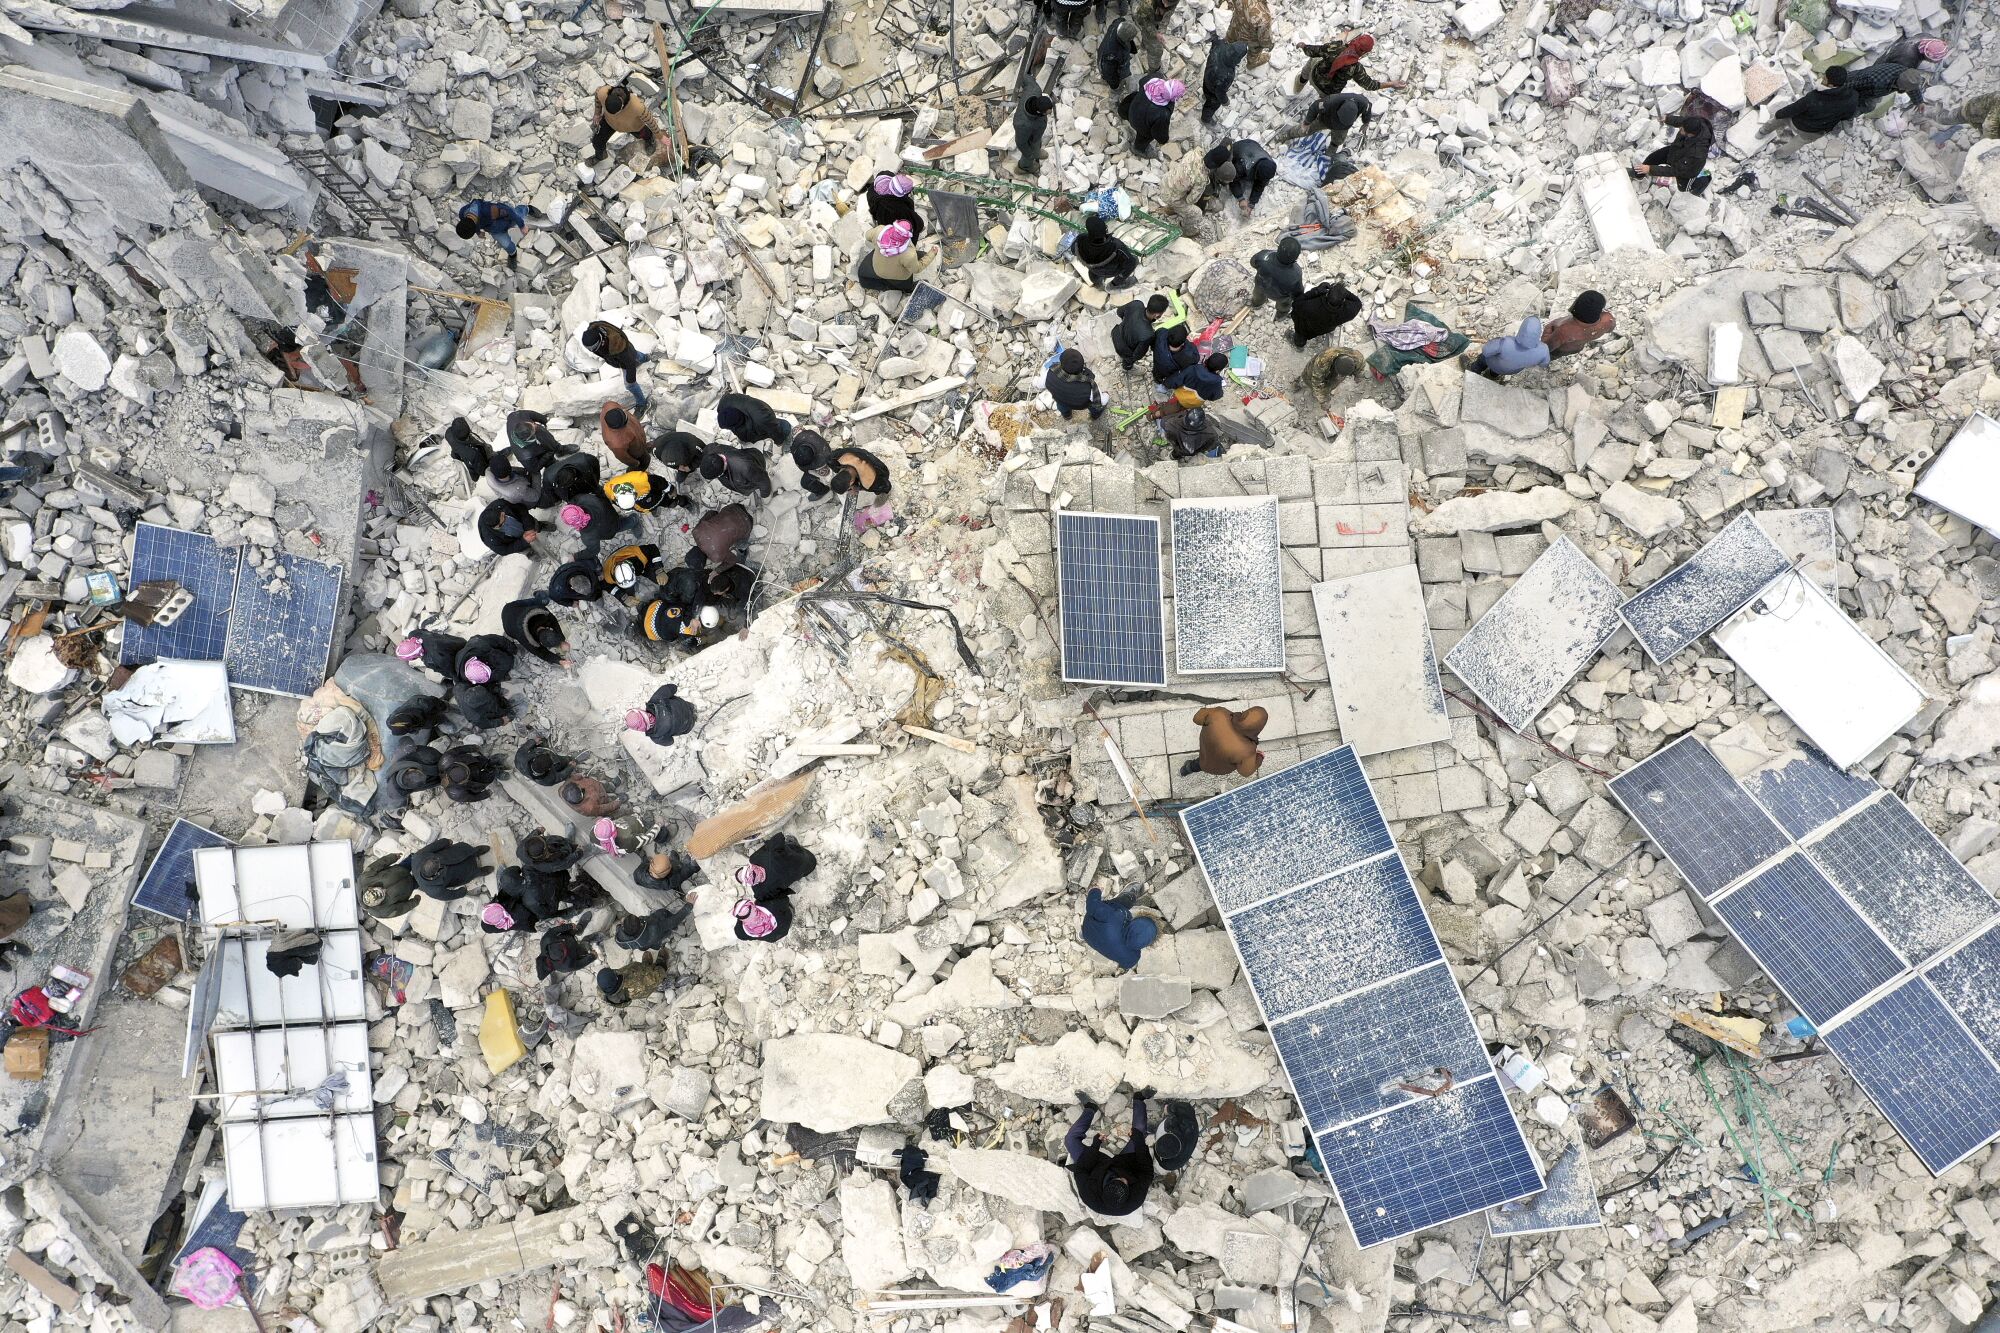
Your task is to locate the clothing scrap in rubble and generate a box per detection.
[986,1243,1057,1293]
[898,1144,941,1205]
[1276,129,1331,188]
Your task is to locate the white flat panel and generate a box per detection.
[212,931,366,1029]
[222,1113,379,1210]
[197,840,358,930]
[1171,496,1286,675]
[212,1024,373,1121]
[1713,570,1926,769]
[1311,565,1452,756]
[1916,413,2000,538]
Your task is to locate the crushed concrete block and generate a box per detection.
[1414,486,1573,534]
[570,1030,648,1112]
[988,1029,1124,1104]
[1601,482,1686,539]
[51,329,110,392]
[1830,336,1884,402]
[1119,974,1193,1019]
[760,1033,919,1130]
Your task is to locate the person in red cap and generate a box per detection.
[1296,33,1406,98]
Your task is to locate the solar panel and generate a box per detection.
[1803,797,1999,966]
[1712,852,1905,1027]
[1056,511,1167,687]
[1170,497,1285,675]
[1181,746,1393,913]
[1487,1140,1602,1236]
[1314,1077,1544,1249]
[226,550,343,696]
[1618,512,1790,664]
[1924,923,2000,1063]
[122,523,236,666]
[1822,977,2000,1174]
[1756,507,1838,597]
[132,818,233,921]
[1607,736,1792,899]
[1272,963,1490,1130]
[1312,565,1452,757]
[1231,854,1442,1019]
[1444,536,1624,732]
[1740,744,1876,840]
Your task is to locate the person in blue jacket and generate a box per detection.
[1080,888,1158,969]
[1165,351,1229,402]
[1467,316,1551,380]
[456,200,528,270]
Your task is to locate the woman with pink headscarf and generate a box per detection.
[1295,33,1407,98]
[731,833,817,944]
[856,220,933,295]
[1119,77,1186,158]
[863,172,925,242]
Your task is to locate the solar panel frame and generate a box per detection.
[1169,496,1286,676]
[226,550,344,697]
[1922,921,2000,1064]
[1821,976,2000,1175]
[121,523,237,667]
[1055,511,1168,688]
[1740,744,1877,841]
[1802,797,2000,967]
[1443,536,1625,732]
[1180,746,1394,914]
[1607,735,1793,900]
[1229,853,1442,1019]
[1711,852,1906,1028]
[1487,1140,1603,1237]
[1313,1076,1545,1249]
[132,818,234,921]
[1618,511,1792,664]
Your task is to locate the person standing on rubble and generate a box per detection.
[1158,144,1234,240]
[456,634,519,688]
[588,82,662,165]
[455,200,528,271]
[1080,888,1158,968]
[796,438,892,505]
[625,683,697,748]
[597,961,670,1008]
[581,320,649,413]
[600,402,651,470]
[547,556,607,607]
[1224,0,1273,68]
[862,172,926,242]
[561,774,621,819]
[857,220,935,296]
[1467,316,1551,380]
[1064,1087,1158,1216]
[1180,705,1267,778]
[453,680,511,729]
[1631,111,1714,193]
[1073,215,1140,290]
[1228,139,1278,215]
[1289,280,1361,349]
[1047,350,1107,421]
[1013,93,1055,177]
[1542,291,1616,360]
[1097,19,1140,92]
[396,629,467,682]
[1201,40,1251,125]
[405,839,490,899]
[514,739,576,787]
[604,467,677,519]
[1151,323,1197,385]
[1296,33,1407,98]
[1110,295,1173,372]
[1165,351,1229,403]
[1295,345,1367,409]
[1248,236,1305,320]
[716,392,793,449]
[1758,66,1866,155]
[383,744,443,798]
[535,924,596,981]
[500,597,571,667]
[1302,92,1373,153]
[540,451,603,509]
[476,498,540,556]
[1162,404,1225,460]
[698,443,775,498]
[440,745,500,803]
[1120,78,1186,159]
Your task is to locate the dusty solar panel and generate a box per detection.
[1444,536,1624,732]
[1619,511,1790,663]
[1056,511,1167,687]
[1488,1140,1602,1236]
[1170,497,1285,675]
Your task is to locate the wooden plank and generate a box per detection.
[7,1250,80,1311]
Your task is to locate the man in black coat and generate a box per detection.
[1289,281,1362,348]
[1302,93,1372,151]
[1073,216,1138,290]
[716,392,792,448]
[1229,139,1277,213]
[1014,94,1054,176]
[698,444,774,498]
[1151,324,1197,385]
[1201,41,1250,124]
[500,597,570,666]
[1111,295,1171,372]
[1759,66,1864,154]
[1249,235,1305,319]
[477,499,540,555]
[625,683,698,747]
[1096,19,1138,91]
[1045,350,1105,420]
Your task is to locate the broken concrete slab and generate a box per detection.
[759,1033,920,1131]
[375,1206,613,1306]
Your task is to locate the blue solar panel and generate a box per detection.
[1618,513,1790,663]
[1823,977,2000,1174]
[1181,746,1394,913]
[1804,798,1999,966]
[1057,511,1166,686]
[1608,737,1792,899]
[1315,1077,1544,1248]
[1741,744,1877,840]
[132,818,233,921]
[1232,855,1440,1018]
[226,550,343,696]
[1713,852,1905,1027]
[122,524,236,666]
[1924,923,2000,1064]
[1273,963,1489,1130]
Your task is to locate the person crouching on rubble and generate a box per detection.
[856,221,934,297]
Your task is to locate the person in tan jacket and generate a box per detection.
[590,84,660,164]
[856,221,933,294]
[1179,706,1268,778]
[599,402,649,469]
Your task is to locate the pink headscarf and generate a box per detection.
[395,637,423,662]
[592,817,621,854]
[878,220,914,256]
[1145,77,1186,105]
[462,657,491,684]
[1915,37,1947,62]
[481,902,515,929]
[559,503,589,531]
[624,708,652,732]
[734,899,778,937]
[874,172,916,197]
[735,863,766,888]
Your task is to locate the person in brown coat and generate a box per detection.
[600,402,650,469]
[589,83,661,163]
[1178,706,1268,777]
[1539,291,1616,360]
[561,774,621,818]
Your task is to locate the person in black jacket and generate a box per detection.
[1632,111,1714,193]
[615,900,690,950]
[625,682,697,747]
[514,739,575,787]
[1759,66,1864,154]
[444,417,490,482]
[1110,295,1170,371]
[500,597,570,667]
[456,634,519,689]
[440,745,500,802]
[1164,404,1224,460]
[1249,236,1304,319]
[1046,350,1105,420]
[453,681,510,729]
[863,172,925,242]
[1014,94,1054,176]
[698,444,774,498]
[519,831,584,876]
[405,839,490,899]
[651,429,707,480]
[477,499,540,555]
[1302,92,1372,151]
[535,923,595,979]
[1165,351,1228,402]
[546,558,604,608]
[716,392,792,448]
[1228,139,1277,213]
[634,830,700,895]
[581,320,648,411]
[747,833,817,890]
[540,452,603,508]
[1151,323,1196,385]
[1289,281,1362,348]
[1120,77,1184,158]
[1096,19,1138,91]
[396,629,466,681]
[383,744,443,797]
[1201,40,1250,124]
[1064,1088,1156,1216]
[558,493,633,550]
[1073,215,1139,290]
[798,444,891,501]
[386,693,447,741]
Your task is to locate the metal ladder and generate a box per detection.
[288,146,467,336]
[907,164,1183,255]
